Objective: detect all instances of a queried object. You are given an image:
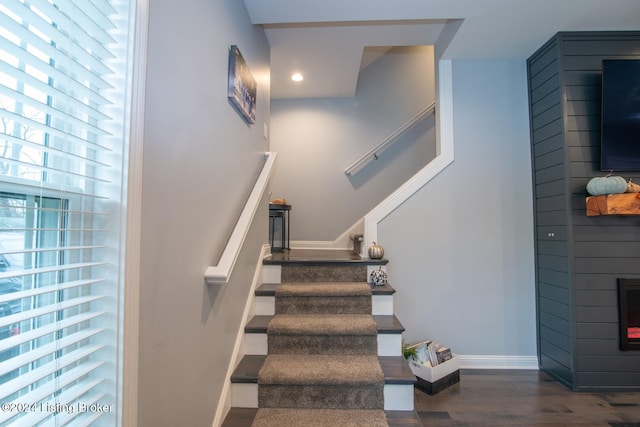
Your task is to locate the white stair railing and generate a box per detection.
[344,101,436,176]
[205,151,277,285]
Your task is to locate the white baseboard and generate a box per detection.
[291,218,364,250]
[458,355,539,370]
[291,240,344,249]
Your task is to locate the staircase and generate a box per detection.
[221,249,422,427]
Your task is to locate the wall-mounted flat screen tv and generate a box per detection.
[600,59,640,171]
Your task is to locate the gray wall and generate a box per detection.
[270,46,436,242]
[380,60,538,357]
[138,0,270,425]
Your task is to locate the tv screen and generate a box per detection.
[600,59,640,171]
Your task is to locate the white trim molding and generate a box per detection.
[459,355,539,370]
[205,152,277,284]
[290,218,364,251]
[212,244,271,427]
[364,59,455,251]
[122,0,150,424]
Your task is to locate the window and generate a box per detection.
[0,0,135,424]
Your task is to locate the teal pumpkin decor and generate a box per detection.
[586,175,627,196]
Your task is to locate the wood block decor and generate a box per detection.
[586,193,640,216]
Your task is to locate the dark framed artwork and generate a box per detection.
[228,45,257,124]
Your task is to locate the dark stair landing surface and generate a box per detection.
[264,248,389,265]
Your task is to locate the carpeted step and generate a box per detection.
[221,408,425,427]
[281,264,368,282]
[275,282,372,314]
[251,408,388,427]
[267,314,378,355]
[258,354,384,410]
[231,355,417,386]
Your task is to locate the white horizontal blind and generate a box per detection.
[0,0,134,425]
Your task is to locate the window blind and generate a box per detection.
[0,0,134,424]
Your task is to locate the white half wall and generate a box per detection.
[379,60,537,358]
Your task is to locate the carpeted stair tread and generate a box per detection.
[275,282,372,315]
[245,314,404,334]
[275,282,372,297]
[251,408,388,427]
[281,264,367,282]
[267,314,377,336]
[258,354,383,385]
[231,355,416,385]
[266,313,379,354]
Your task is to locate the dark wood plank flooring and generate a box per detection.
[416,369,640,426]
[222,408,423,426]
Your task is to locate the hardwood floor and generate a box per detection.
[415,369,640,426]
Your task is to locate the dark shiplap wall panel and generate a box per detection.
[578,355,640,372]
[528,31,640,390]
[540,281,570,301]
[576,323,618,339]
[564,32,640,390]
[578,373,640,389]
[540,354,573,386]
[540,326,570,353]
[528,36,573,383]
[536,195,566,212]
[533,121,564,145]
[574,241,640,258]
[538,255,568,272]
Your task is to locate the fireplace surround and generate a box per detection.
[618,279,640,351]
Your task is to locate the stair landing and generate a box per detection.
[264,248,387,265]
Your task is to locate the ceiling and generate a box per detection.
[243,0,640,99]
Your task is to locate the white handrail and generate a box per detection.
[344,101,436,176]
[205,152,277,285]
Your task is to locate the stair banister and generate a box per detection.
[205,151,277,285]
[344,101,436,176]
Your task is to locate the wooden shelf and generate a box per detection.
[586,193,640,216]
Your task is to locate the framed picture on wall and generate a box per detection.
[228,45,257,124]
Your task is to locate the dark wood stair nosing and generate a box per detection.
[230,354,416,385]
[244,314,405,334]
[255,282,396,296]
[263,258,389,266]
[221,408,425,427]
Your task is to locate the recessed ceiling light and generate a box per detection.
[291,73,304,82]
